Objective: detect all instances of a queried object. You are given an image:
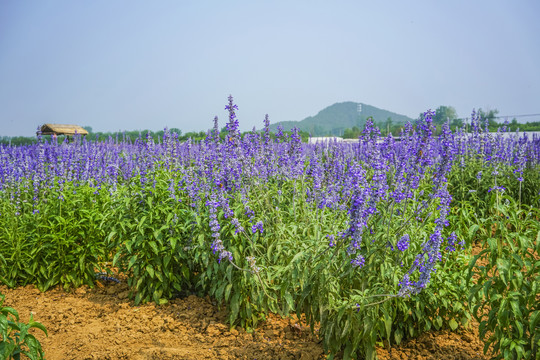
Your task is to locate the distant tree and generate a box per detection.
[477,108,499,122]
[449,118,463,131]
[343,126,362,139]
[508,118,519,132]
[477,108,499,130]
[298,130,310,142]
[433,106,458,125]
[0,136,36,146]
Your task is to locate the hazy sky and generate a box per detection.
[1,1,539,137]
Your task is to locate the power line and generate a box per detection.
[494,113,540,119]
[458,113,540,121]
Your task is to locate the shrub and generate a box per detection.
[0,293,47,360]
[468,195,540,359]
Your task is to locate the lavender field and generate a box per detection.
[1,98,539,359]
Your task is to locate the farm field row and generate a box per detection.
[1,103,539,359]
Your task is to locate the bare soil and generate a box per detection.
[1,282,489,360]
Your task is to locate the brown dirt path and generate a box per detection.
[1,282,488,360]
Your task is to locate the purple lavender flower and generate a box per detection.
[397,234,410,251]
[213,115,220,142]
[361,117,381,141]
[251,221,264,234]
[231,217,244,234]
[263,114,271,145]
[225,95,240,144]
[244,205,254,218]
[327,234,336,247]
[351,254,365,268]
[445,232,462,252]
[275,126,284,142]
[398,274,413,296]
[206,195,232,263]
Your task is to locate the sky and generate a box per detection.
[1,0,539,137]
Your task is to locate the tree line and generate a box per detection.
[342,106,540,139]
[0,126,311,146]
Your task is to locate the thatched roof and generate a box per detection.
[38,124,89,136]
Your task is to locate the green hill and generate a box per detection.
[269,102,414,136]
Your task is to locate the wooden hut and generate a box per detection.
[38,124,89,136]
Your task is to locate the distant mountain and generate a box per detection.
[269,102,415,136]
